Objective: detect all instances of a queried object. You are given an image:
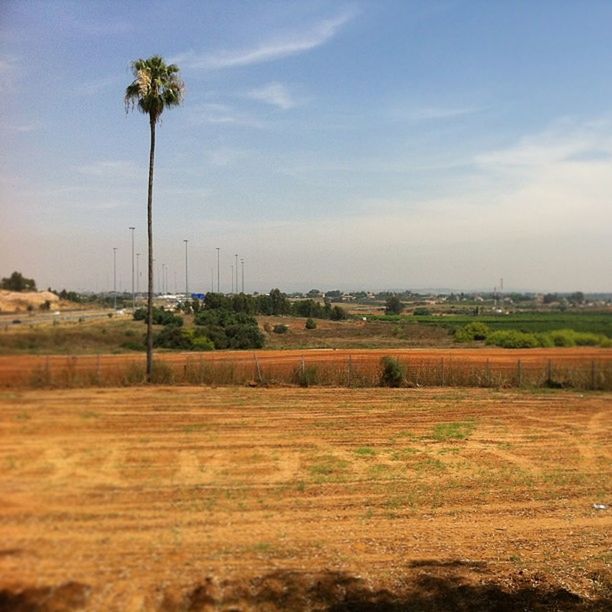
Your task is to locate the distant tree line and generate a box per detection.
[191,289,348,321]
[1,271,36,292]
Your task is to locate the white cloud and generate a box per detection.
[189,103,265,128]
[79,74,121,96]
[247,82,298,110]
[408,106,480,121]
[77,160,139,179]
[174,11,354,70]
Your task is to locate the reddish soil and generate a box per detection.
[0,347,610,388]
[0,386,610,610]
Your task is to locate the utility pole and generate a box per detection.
[231,264,234,294]
[184,239,189,297]
[136,253,141,297]
[235,253,238,293]
[240,258,244,293]
[129,227,135,310]
[216,247,220,293]
[113,247,117,310]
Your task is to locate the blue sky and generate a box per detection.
[1,0,611,293]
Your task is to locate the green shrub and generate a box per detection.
[273,324,289,334]
[330,305,347,321]
[413,307,431,316]
[191,336,214,351]
[293,364,319,387]
[153,326,193,350]
[455,322,491,343]
[133,307,183,327]
[535,332,554,347]
[485,330,539,348]
[550,329,576,347]
[380,356,405,387]
[305,318,317,330]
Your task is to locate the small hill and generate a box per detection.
[0,290,60,313]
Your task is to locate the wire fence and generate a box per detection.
[3,352,611,391]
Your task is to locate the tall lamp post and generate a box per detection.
[112,247,117,310]
[129,227,135,310]
[216,247,220,293]
[240,258,245,293]
[231,264,234,294]
[184,239,189,297]
[234,253,238,294]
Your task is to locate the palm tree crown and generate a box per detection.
[125,55,184,123]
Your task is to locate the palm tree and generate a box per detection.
[125,56,184,382]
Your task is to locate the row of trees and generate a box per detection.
[1,271,36,292]
[191,290,348,320]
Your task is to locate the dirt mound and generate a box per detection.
[0,581,89,611]
[0,290,59,313]
[161,567,606,611]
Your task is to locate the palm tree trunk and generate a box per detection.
[146,116,156,382]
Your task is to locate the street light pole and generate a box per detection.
[129,227,135,310]
[234,253,238,293]
[241,258,245,293]
[113,247,117,310]
[231,264,234,294]
[216,247,220,293]
[184,239,189,297]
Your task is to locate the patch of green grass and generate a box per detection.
[182,423,207,433]
[354,446,376,457]
[389,447,419,461]
[431,420,476,441]
[413,457,446,472]
[308,454,351,482]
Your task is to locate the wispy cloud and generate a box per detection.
[247,82,298,109]
[189,103,265,128]
[77,160,139,179]
[79,74,122,96]
[174,11,354,70]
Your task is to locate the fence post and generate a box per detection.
[347,354,352,388]
[547,359,553,386]
[517,359,522,388]
[254,353,263,384]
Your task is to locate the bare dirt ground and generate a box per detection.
[0,386,610,610]
[0,347,610,388]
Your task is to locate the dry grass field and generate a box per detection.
[1,386,610,610]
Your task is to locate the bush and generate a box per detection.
[454,322,491,343]
[293,364,319,387]
[485,330,539,349]
[330,305,348,321]
[305,318,317,330]
[380,356,405,387]
[549,329,576,347]
[385,296,404,315]
[413,307,431,316]
[226,324,265,349]
[273,324,288,334]
[191,336,214,351]
[153,326,193,350]
[133,307,183,327]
